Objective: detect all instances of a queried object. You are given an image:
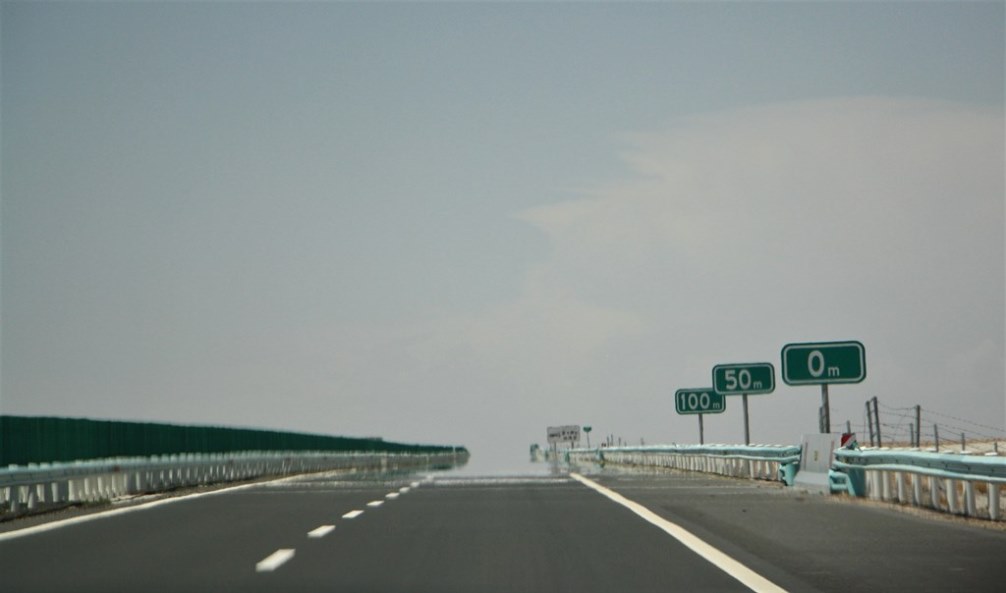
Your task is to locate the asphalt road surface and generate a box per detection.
[2,465,1005,592]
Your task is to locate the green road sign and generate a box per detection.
[583,426,592,433]
[712,363,775,395]
[674,388,726,415]
[781,341,866,385]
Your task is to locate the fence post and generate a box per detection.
[866,401,876,446]
[934,424,940,453]
[872,396,882,448]
[915,405,921,448]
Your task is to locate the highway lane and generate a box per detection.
[0,470,751,593]
[583,468,1006,593]
[2,466,1005,592]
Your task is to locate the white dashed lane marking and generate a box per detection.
[264,483,417,571]
[256,549,295,572]
[307,525,335,538]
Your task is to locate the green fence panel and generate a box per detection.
[0,415,464,466]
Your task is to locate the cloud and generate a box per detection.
[225,97,1005,463]
[518,98,1002,318]
[494,97,1003,449]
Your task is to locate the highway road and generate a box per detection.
[2,465,1005,592]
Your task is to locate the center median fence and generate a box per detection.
[567,444,801,483]
[0,415,468,517]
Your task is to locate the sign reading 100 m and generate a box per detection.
[675,388,725,415]
[712,363,775,395]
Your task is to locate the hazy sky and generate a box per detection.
[2,1,1004,471]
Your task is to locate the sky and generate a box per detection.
[2,1,1003,472]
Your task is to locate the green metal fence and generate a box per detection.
[0,416,464,466]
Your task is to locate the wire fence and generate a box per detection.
[833,399,1006,454]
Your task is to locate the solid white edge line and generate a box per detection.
[0,476,295,543]
[342,510,364,519]
[307,525,335,538]
[570,473,788,593]
[256,548,295,572]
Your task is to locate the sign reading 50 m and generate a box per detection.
[712,363,775,395]
[781,341,866,385]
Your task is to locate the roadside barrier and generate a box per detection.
[0,415,460,466]
[567,440,1006,522]
[0,450,467,516]
[831,448,1006,521]
[567,444,801,483]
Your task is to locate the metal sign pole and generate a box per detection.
[820,384,831,433]
[742,394,750,445]
[698,413,705,445]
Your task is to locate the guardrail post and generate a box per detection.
[895,472,905,503]
[990,483,1001,521]
[946,479,958,514]
[867,471,878,500]
[929,476,939,510]
[964,481,976,516]
[11,487,22,513]
[911,474,921,506]
[56,479,70,501]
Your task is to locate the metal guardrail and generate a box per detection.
[1,450,468,516]
[831,448,1006,520]
[568,440,1006,522]
[567,444,801,483]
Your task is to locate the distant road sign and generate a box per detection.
[712,363,775,395]
[674,388,725,415]
[546,425,581,444]
[781,341,866,385]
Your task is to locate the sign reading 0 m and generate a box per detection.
[712,363,775,395]
[781,341,866,385]
[674,388,725,415]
